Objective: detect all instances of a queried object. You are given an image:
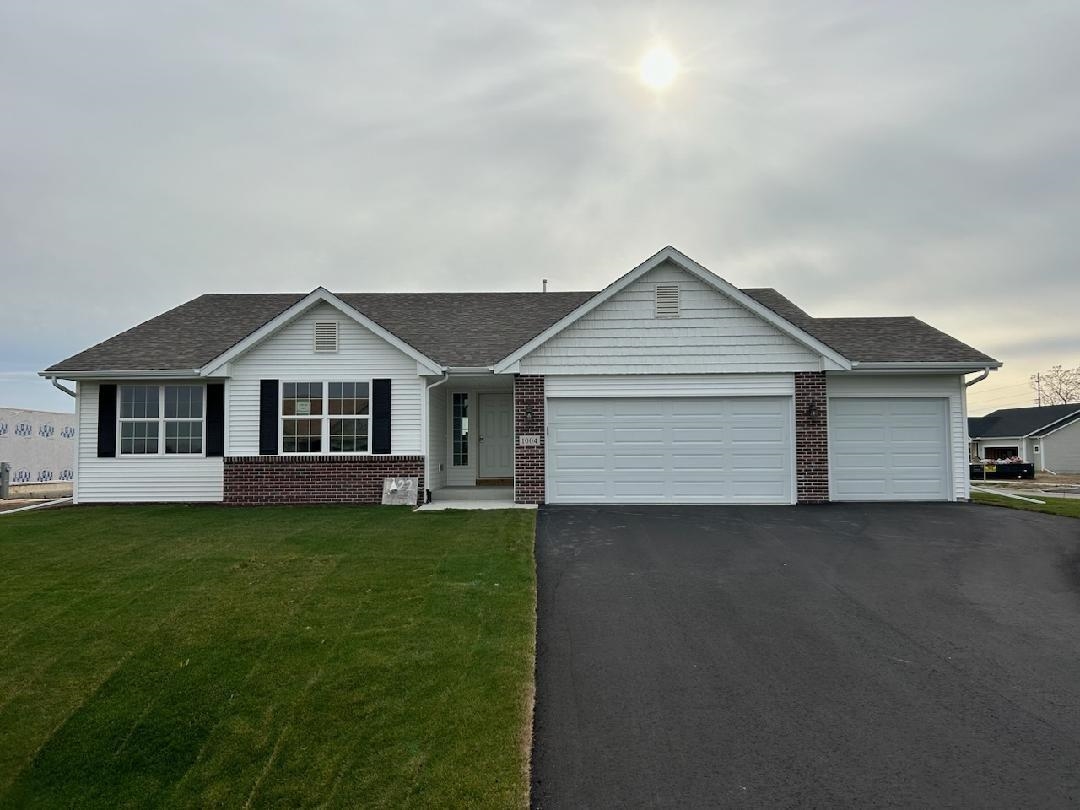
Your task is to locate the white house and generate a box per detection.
[42,247,1000,506]
[969,405,1080,473]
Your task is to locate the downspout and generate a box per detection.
[963,368,990,501]
[964,368,990,387]
[423,373,449,503]
[49,377,76,398]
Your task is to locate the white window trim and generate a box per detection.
[117,384,207,458]
[279,379,374,456]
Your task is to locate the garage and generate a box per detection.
[829,397,950,501]
[546,396,793,504]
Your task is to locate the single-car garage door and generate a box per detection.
[829,397,950,501]
[546,397,793,504]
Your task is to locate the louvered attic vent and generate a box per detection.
[313,321,339,352]
[655,284,680,318]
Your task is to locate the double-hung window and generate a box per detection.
[281,381,370,454]
[118,384,204,455]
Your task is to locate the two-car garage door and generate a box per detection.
[546,397,792,504]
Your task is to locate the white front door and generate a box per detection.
[478,394,514,478]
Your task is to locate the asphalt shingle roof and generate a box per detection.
[968,404,1080,438]
[46,285,998,373]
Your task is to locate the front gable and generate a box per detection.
[517,260,828,375]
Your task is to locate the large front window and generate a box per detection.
[119,384,204,455]
[282,381,370,454]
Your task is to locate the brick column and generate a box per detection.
[795,371,829,503]
[514,375,545,504]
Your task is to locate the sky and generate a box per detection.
[3,1,1078,415]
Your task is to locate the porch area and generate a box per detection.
[416,485,534,511]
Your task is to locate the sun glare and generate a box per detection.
[639,44,678,91]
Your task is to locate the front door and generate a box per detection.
[478,393,514,479]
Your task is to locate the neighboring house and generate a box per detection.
[0,407,76,485]
[969,404,1080,473]
[41,246,1000,506]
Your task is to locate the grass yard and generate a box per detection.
[972,490,1080,519]
[0,505,537,808]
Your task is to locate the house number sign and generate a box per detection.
[518,435,542,447]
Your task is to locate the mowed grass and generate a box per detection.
[972,490,1080,518]
[0,505,537,808]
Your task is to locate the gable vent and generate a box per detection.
[313,321,339,352]
[655,284,680,318]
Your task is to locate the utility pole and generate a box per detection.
[1035,372,1042,407]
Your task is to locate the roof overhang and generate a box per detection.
[198,287,443,376]
[492,246,854,373]
[847,362,1003,373]
[40,369,202,381]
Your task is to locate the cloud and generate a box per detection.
[1,0,1077,415]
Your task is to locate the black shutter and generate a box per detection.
[97,384,117,457]
[259,380,278,455]
[206,383,225,457]
[372,379,391,454]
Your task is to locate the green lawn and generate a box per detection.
[0,505,537,808]
[972,490,1080,518]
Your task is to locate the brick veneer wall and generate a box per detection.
[514,375,545,504]
[223,455,424,505]
[794,371,829,503]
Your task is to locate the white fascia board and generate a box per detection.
[198,287,443,376]
[445,366,495,374]
[849,362,1002,373]
[39,369,201,381]
[1024,409,1080,438]
[492,245,853,373]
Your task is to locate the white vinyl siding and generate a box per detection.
[519,262,821,375]
[1043,420,1080,473]
[227,302,423,455]
[75,381,223,503]
[547,396,793,504]
[827,373,967,501]
[427,384,447,490]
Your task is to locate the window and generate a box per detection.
[452,392,469,466]
[281,381,370,454]
[119,384,203,455]
[655,283,680,318]
[329,382,369,452]
[984,446,1019,461]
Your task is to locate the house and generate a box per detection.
[0,407,76,485]
[969,404,1080,473]
[41,246,1000,506]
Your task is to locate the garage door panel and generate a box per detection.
[547,396,792,504]
[830,397,948,501]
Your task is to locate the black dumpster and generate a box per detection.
[969,462,1036,480]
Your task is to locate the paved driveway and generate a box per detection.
[531,503,1080,808]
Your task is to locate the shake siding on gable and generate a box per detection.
[75,381,224,503]
[519,263,821,375]
[226,302,424,456]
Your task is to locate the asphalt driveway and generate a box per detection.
[531,503,1080,808]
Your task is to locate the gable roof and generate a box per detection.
[44,246,999,375]
[493,246,853,372]
[968,404,1080,439]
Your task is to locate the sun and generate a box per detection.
[639,43,679,91]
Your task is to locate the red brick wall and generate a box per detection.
[223,455,424,505]
[514,375,545,504]
[794,371,829,503]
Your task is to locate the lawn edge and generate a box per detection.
[519,511,539,810]
[970,491,1080,519]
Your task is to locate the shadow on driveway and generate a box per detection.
[531,503,1080,808]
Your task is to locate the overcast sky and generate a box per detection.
[3,1,1078,415]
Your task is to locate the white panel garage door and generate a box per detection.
[829,398,949,501]
[546,397,793,504]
